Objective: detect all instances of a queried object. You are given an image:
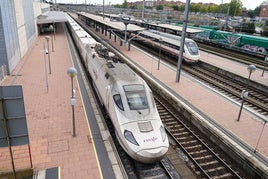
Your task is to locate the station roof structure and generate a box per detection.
[37,11,68,24]
[147,23,204,34]
[78,12,145,32]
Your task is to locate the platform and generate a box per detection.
[0,23,116,178]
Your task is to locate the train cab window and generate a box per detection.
[185,41,199,55]
[113,94,124,111]
[124,85,149,110]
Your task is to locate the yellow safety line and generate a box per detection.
[64,23,104,179]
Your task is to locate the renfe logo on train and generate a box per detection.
[144,137,158,143]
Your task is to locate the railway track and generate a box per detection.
[154,95,247,178]
[182,65,268,117]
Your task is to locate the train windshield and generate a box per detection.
[124,84,149,110]
[185,41,199,55]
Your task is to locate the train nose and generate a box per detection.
[136,147,168,163]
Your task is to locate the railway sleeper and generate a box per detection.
[178,139,198,144]
[188,149,208,156]
[161,118,174,122]
[212,173,234,179]
[199,160,220,169]
[206,167,230,176]
[183,144,202,149]
[170,129,187,134]
[168,124,182,129]
[160,114,173,119]
[193,154,214,161]
[164,121,178,125]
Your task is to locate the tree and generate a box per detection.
[218,3,230,14]
[122,0,128,9]
[172,5,179,11]
[229,0,242,16]
[247,10,255,18]
[254,6,261,16]
[190,4,201,13]
[208,4,219,13]
[156,5,163,10]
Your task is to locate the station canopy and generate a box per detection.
[37,11,67,24]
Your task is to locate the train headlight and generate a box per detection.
[160,126,167,142]
[124,130,139,146]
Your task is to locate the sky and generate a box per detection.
[55,0,266,10]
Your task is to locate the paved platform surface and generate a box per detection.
[92,26,268,160]
[0,24,104,178]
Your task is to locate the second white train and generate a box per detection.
[136,29,200,63]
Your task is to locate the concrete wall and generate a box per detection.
[0,0,20,74]
[15,0,50,69]
[0,0,50,74]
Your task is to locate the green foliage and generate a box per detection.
[172,5,179,11]
[262,21,268,37]
[247,10,254,18]
[122,0,128,8]
[229,0,242,16]
[254,6,261,16]
[218,3,230,14]
[156,5,163,10]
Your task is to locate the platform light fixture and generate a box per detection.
[49,25,54,52]
[123,17,130,46]
[157,38,163,70]
[45,36,52,74]
[67,67,78,137]
[237,64,256,122]
[261,55,268,77]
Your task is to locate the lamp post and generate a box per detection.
[43,43,49,93]
[237,64,256,121]
[67,67,78,137]
[49,25,54,52]
[157,38,162,70]
[45,36,52,74]
[262,56,268,77]
[123,18,130,46]
[176,0,190,82]
[254,121,267,153]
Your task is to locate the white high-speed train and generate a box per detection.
[136,29,200,63]
[66,14,169,163]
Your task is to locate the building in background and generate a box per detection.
[259,1,268,21]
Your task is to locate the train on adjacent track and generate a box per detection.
[190,26,268,55]
[133,29,200,63]
[65,13,169,163]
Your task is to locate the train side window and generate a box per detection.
[113,94,124,111]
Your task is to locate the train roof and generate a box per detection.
[75,30,91,38]
[93,45,142,84]
[81,38,96,46]
[140,30,193,45]
[101,59,142,84]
